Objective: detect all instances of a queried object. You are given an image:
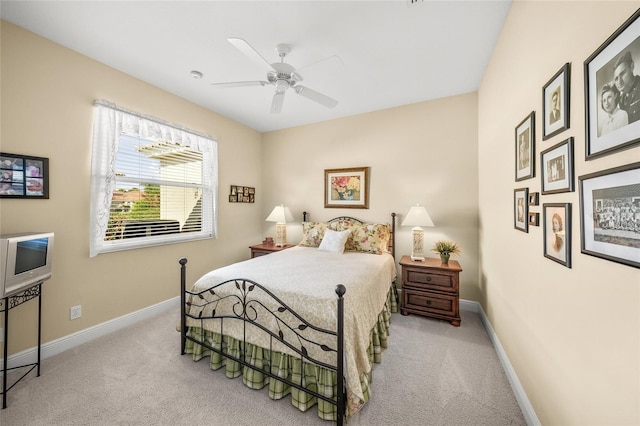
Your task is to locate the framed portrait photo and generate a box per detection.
[515,112,535,181]
[514,187,529,233]
[0,152,49,199]
[579,162,640,269]
[543,203,572,268]
[584,9,640,159]
[540,137,574,195]
[543,63,571,140]
[324,166,369,209]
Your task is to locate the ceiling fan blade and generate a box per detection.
[294,86,338,109]
[228,37,276,71]
[271,91,285,114]
[296,55,344,74]
[211,81,268,88]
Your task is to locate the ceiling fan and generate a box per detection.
[212,38,339,114]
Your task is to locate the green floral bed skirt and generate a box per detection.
[185,287,398,421]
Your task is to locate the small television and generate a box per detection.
[0,232,54,298]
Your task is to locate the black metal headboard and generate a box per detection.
[302,212,397,259]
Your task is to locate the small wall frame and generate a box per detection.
[229,185,255,203]
[0,152,49,199]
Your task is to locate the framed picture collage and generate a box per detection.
[513,8,640,270]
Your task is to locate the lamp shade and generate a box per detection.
[265,204,294,224]
[401,204,435,227]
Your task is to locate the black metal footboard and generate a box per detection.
[179,257,346,425]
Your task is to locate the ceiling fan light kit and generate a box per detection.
[212,38,338,114]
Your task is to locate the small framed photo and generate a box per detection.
[543,203,572,268]
[515,112,535,181]
[324,166,369,209]
[514,187,529,233]
[584,9,640,159]
[579,162,640,268]
[528,192,539,206]
[528,212,540,226]
[0,152,49,199]
[543,63,570,140]
[541,137,574,195]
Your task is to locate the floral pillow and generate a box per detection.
[299,221,340,247]
[337,220,391,254]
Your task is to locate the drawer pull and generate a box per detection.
[426,277,432,282]
[426,300,432,305]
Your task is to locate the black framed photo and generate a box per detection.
[514,187,529,233]
[543,63,571,140]
[579,162,640,268]
[528,192,539,206]
[0,153,49,199]
[584,9,640,159]
[541,137,574,195]
[543,203,572,268]
[528,212,540,226]
[515,112,535,181]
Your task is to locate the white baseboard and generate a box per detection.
[1,296,180,370]
[461,299,540,426]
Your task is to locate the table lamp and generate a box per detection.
[265,204,294,247]
[401,204,434,261]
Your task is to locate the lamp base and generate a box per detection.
[410,227,425,262]
[275,223,287,247]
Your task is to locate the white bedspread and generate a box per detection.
[187,245,397,407]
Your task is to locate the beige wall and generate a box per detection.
[261,94,480,301]
[479,1,639,424]
[0,21,263,353]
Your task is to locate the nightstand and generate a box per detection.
[399,255,462,326]
[249,243,295,258]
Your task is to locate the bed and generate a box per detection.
[179,213,398,424]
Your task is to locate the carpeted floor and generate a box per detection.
[0,309,526,425]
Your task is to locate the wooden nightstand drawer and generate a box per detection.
[403,290,456,317]
[404,268,455,292]
[249,243,294,258]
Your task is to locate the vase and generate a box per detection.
[440,253,450,264]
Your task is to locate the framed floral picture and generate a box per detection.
[515,112,535,181]
[324,167,369,209]
[541,137,574,195]
[579,162,640,268]
[584,9,640,159]
[543,63,571,140]
[514,187,529,233]
[543,203,572,268]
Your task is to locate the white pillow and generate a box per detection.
[318,229,351,254]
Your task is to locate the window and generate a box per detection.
[89,101,218,256]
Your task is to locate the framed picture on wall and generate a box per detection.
[584,9,640,159]
[541,137,574,195]
[515,112,535,181]
[0,152,49,199]
[579,162,640,269]
[543,203,572,268]
[324,166,369,209]
[514,187,529,233]
[542,63,571,140]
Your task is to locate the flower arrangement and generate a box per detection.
[331,176,361,200]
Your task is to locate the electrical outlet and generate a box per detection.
[70,305,82,320]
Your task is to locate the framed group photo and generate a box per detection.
[514,187,529,233]
[542,63,571,140]
[0,152,49,199]
[515,112,535,181]
[324,166,369,209]
[543,203,572,268]
[541,137,574,195]
[579,162,640,269]
[584,9,640,159]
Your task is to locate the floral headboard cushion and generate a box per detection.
[335,219,391,254]
[299,221,340,247]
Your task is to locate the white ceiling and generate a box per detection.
[1,0,512,132]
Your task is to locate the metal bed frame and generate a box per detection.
[179,212,396,425]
